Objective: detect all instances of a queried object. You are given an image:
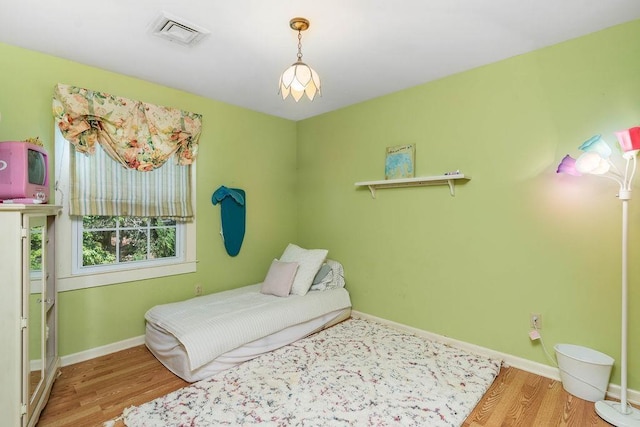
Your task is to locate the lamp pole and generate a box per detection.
[594,186,640,426]
[620,192,629,411]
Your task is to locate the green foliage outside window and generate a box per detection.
[81,216,177,267]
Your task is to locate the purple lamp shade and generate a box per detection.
[557,154,582,176]
[615,127,640,153]
[579,134,612,158]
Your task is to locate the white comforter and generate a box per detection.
[145,284,351,370]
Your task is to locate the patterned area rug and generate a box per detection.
[121,318,501,426]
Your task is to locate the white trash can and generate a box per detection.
[554,343,614,402]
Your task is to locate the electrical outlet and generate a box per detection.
[195,283,203,296]
[530,313,542,329]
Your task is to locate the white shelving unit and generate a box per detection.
[0,204,61,427]
[355,173,470,198]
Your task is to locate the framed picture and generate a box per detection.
[385,144,415,180]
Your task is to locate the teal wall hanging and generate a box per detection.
[211,186,246,257]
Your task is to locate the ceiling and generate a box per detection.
[2,1,640,121]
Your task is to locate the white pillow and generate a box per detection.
[279,243,328,295]
[260,259,299,297]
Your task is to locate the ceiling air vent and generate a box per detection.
[150,12,210,47]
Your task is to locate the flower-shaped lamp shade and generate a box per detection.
[575,151,611,175]
[279,61,321,102]
[615,127,640,155]
[579,134,612,158]
[557,155,582,176]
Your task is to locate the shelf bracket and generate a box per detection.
[367,185,377,199]
[447,179,455,196]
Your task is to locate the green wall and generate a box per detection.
[296,20,640,389]
[0,43,298,356]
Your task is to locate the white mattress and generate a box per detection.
[145,284,352,381]
[146,308,351,382]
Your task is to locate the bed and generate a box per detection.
[145,247,351,382]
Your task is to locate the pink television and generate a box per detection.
[0,141,50,204]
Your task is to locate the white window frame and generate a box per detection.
[54,128,197,292]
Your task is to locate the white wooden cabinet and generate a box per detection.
[0,204,61,427]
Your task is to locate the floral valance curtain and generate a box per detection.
[52,83,201,170]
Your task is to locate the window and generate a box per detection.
[55,128,197,292]
[76,216,180,271]
[52,85,201,291]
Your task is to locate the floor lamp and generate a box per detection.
[557,128,640,426]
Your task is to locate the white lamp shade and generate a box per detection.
[575,152,610,175]
[279,61,321,102]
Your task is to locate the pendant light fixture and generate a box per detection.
[278,17,321,102]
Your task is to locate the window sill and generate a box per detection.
[57,261,197,292]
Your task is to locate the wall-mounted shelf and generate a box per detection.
[355,174,470,198]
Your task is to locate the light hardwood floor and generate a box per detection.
[37,344,617,426]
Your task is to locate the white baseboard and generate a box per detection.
[60,335,145,367]
[351,310,640,405]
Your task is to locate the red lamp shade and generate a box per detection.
[615,127,640,153]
